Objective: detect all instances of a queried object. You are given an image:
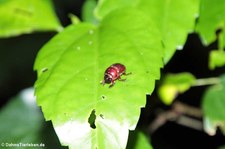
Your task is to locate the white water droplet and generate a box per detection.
[88,41,93,45]
[177,45,183,50]
[89,30,94,35]
[77,46,81,50]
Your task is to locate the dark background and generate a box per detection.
[0,0,225,148]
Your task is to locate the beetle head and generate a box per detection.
[104,74,112,84]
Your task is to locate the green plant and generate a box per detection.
[1,0,225,148]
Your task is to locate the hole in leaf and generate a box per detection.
[88,109,96,129]
[101,95,106,100]
[100,114,104,119]
[41,68,48,73]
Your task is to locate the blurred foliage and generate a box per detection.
[196,0,225,70]
[0,88,43,146]
[68,13,81,25]
[158,73,196,105]
[82,0,98,24]
[0,88,66,149]
[196,0,225,47]
[0,0,62,37]
[209,50,225,70]
[202,75,225,136]
[219,145,225,149]
[126,130,153,149]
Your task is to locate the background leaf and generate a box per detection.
[209,50,225,70]
[196,0,225,46]
[0,88,43,146]
[202,75,225,135]
[0,0,62,37]
[0,88,67,149]
[95,0,199,63]
[126,130,153,149]
[82,0,98,24]
[68,13,81,25]
[158,73,196,105]
[34,8,163,148]
[219,145,225,149]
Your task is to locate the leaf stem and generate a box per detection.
[192,77,221,87]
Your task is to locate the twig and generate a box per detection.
[172,101,202,118]
[192,77,220,87]
[148,101,203,134]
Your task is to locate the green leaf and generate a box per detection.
[202,75,225,135]
[158,73,196,105]
[34,8,163,148]
[68,13,81,25]
[209,50,225,70]
[0,88,43,146]
[0,88,68,149]
[95,0,199,63]
[196,0,225,46]
[82,0,98,24]
[0,0,62,37]
[126,131,153,149]
[219,145,225,149]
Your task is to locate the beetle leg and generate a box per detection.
[118,78,126,81]
[109,81,115,88]
[124,72,132,76]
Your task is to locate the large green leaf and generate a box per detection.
[196,0,225,46]
[34,8,163,148]
[202,75,225,135]
[0,0,62,37]
[95,0,199,63]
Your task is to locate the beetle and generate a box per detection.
[101,63,131,87]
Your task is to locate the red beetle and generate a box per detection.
[101,63,131,87]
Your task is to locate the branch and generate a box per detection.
[148,101,203,134]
